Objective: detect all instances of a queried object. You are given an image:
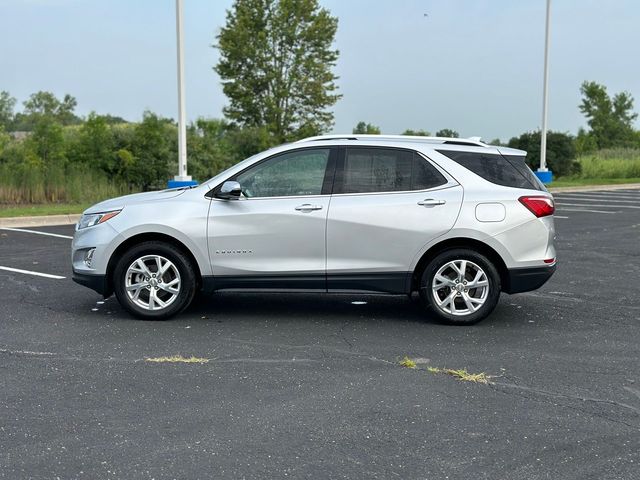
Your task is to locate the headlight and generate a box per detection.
[77,210,121,230]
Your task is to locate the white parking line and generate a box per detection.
[0,227,73,240]
[561,191,640,197]
[555,208,616,214]
[555,195,640,203]
[554,215,569,219]
[556,202,640,209]
[0,266,66,279]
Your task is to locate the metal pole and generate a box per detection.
[539,0,551,173]
[175,0,191,182]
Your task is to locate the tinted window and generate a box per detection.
[413,155,448,190]
[236,149,330,198]
[437,150,537,189]
[503,155,546,191]
[340,148,446,194]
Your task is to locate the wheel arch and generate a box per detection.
[410,237,509,293]
[105,232,203,297]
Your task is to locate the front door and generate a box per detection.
[208,147,335,290]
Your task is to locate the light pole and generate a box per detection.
[169,0,197,188]
[536,0,553,184]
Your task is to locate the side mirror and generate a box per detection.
[216,181,242,200]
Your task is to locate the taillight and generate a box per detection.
[518,196,555,217]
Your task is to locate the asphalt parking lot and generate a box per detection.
[1,189,639,479]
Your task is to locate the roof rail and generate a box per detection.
[295,134,488,147]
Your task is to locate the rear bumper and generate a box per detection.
[504,264,556,294]
[72,270,109,296]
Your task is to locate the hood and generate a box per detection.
[84,188,188,214]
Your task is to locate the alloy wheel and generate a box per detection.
[431,259,489,316]
[124,255,181,311]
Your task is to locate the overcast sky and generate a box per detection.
[1,0,639,141]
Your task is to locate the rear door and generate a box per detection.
[326,146,463,293]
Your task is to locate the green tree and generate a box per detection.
[74,113,116,173]
[402,129,430,136]
[215,0,341,143]
[187,118,234,180]
[579,81,637,149]
[575,127,598,155]
[0,91,16,130]
[352,121,380,134]
[13,91,80,130]
[130,112,176,190]
[27,117,67,166]
[507,131,579,177]
[435,128,459,138]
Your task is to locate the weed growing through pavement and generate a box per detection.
[401,357,491,384]
[399,356,417,369]
[426,366,490,384]
[145,355,209,364]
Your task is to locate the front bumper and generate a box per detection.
[504,264,556,294]
[72,270,109,296]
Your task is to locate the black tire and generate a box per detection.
[419,248,501,325]
[113,241,197,320]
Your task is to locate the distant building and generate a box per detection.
[9,131,30,141]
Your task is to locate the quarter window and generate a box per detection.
[437,150,539,190]
[235,149,330,198]
[340,148,446,194]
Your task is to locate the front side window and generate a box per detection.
[235,148,330,198]
[339,148,447,194]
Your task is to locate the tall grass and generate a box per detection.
[0,163,132,204]
[573,149,640,179]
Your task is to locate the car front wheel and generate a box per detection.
[419,249,501,325]
[113,241,197,320]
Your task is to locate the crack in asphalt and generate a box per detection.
[334,322,354,349]
[489,381,640,429]
[221,337,396,366]
[0,348,318,365]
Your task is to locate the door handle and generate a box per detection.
[417,199,446,207]
[295,204,323,212]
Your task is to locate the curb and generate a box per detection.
[0,214,81,228]
[548,183,640,193]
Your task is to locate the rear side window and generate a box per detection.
[503,155,546,191]
[437,150,539,190]
[339,148,447,194]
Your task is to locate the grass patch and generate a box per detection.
[0,203,89,218]
[399,356,417,369]
[0,163,132,204]
[144,355,209,364]
[550,177,640,188]
[426,366,490,384]
[549,149,640,187]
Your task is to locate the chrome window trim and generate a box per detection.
[329,182,459,198]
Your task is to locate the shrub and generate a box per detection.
[507,131,580,177]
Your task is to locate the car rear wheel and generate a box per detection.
[419,249,501,325]
[113,241,196,320]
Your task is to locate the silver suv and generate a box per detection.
[72,135,556,325]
